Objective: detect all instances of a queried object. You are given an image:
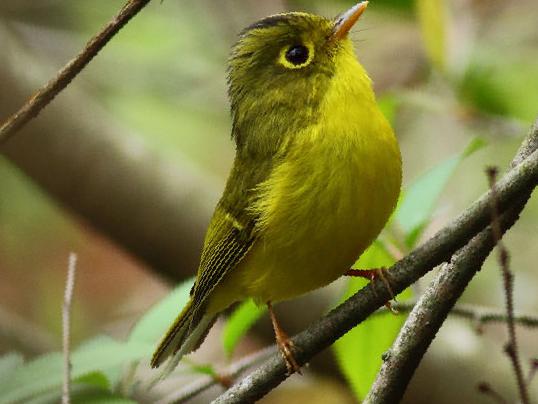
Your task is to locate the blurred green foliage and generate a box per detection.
[0,0,537,402]
[0,337,149,403]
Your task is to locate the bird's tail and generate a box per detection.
[150,298,216,375]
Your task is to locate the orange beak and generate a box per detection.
[331,1,369,41]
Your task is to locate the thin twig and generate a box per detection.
[212,120,538,403]
[0,0,151,145]
[487,167,530,404]
[379,301,538,329]
[477,382,509,404]
[527,359,538,385]
[154,347,276,404]
[62,253,77,404]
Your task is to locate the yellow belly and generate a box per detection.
[208,110,401,312]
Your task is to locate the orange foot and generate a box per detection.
[345,268,398,314]
[267,302,302,375]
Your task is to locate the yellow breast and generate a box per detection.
[208,45,401,311]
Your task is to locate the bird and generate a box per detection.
[151,1,402,374]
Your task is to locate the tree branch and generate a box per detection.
[212,119,538,403]
[363,207,525,403]
[156,299,538,404]
[1,0,215,279]
[363,121,537,403]
[0,0,151,144]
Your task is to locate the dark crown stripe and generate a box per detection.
[241,14,291,35]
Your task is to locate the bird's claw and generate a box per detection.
[276,333,302,375]
[345,267,398,314]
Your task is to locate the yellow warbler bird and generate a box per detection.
[151,1,401,373]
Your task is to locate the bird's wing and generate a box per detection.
[189,154,272,320]
[189,205,256,317]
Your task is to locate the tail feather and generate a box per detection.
[151,298,216,370]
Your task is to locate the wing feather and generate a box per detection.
[188,153,273,319]
[190,208,255,319]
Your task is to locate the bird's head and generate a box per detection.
[227,2,373,154]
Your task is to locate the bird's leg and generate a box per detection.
[345,268,398,313]
[267,302,302,375]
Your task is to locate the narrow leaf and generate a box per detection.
[222,299,266,358]
[183,358,218,377]
[129,277,194,344]
[396,137,486,247]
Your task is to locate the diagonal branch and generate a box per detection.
[153,302,538,403]
[363,206,526,403]
[212,119,538,403]
[362,121,538,403]
[0,0,151,145]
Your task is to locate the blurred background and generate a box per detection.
[0,0,537,403]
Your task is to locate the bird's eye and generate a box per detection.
[278,42,314,69]
[285,45,309,65]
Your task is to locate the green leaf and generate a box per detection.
[74,371,110,390]
[222,299,266,358]
[333,242,412,400]
[0,351,62,404]
[183,358,218,377]
[0,337,151,404]
[129,277,194,345]
[377,93,402,125]
[458,63,510,116]
[396,137,486,247]
[73,336,152,374]
[415,0,447,70]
